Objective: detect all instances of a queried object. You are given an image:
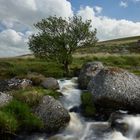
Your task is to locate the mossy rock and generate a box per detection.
[81,92,96,117]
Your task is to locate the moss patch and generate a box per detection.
[81,92,96,117]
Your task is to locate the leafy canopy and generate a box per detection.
[28,16,98,74]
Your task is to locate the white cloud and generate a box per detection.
[77,6,140,40]
[0,0,73,57]
[0,29,31,57]
[0,0,73,29]
[120,1,128,8]
[0,1,140,57]
[94,6,103,14]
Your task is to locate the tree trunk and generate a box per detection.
[63,61,69,76]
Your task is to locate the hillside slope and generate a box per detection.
[76,35,140,54]
[98,35,140,45]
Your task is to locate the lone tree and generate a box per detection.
[28,16,98,74]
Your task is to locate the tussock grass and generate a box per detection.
[12,87,61,107]
[0,100,43,134]
[0,111,18,134]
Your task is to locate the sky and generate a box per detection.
[0,0,140,57]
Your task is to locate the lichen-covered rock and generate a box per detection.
[41,77,59,90]
[0,92,13,107]
[88,67,140,112]
[78,62,104,89]
[35,95,70,132]
[0,78,32,92]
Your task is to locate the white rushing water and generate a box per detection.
[55,78,140,140]
[23,78,140,140]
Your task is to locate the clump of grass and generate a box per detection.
[12,87,61,107]
[27,72,45,86]
[1,100,43,132]
[81,92,96,117]
[0,111,18,134]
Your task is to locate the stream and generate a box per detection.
[22,77,140,140]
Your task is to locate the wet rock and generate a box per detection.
[78,61,104,89]
[35,95,70,132]
[41,77,59,90]
[109,112,128,135]
[69,106,80,113]
[0,92,13,107]
[88,67,140,112]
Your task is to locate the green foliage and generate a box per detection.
[81,92,96,117]
[0,111,18,134]
[1,100,43,131]
[28,16,98,74]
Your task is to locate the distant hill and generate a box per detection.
[16,54,34,58]
[98,35,140,46]
[76,35,140,54]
